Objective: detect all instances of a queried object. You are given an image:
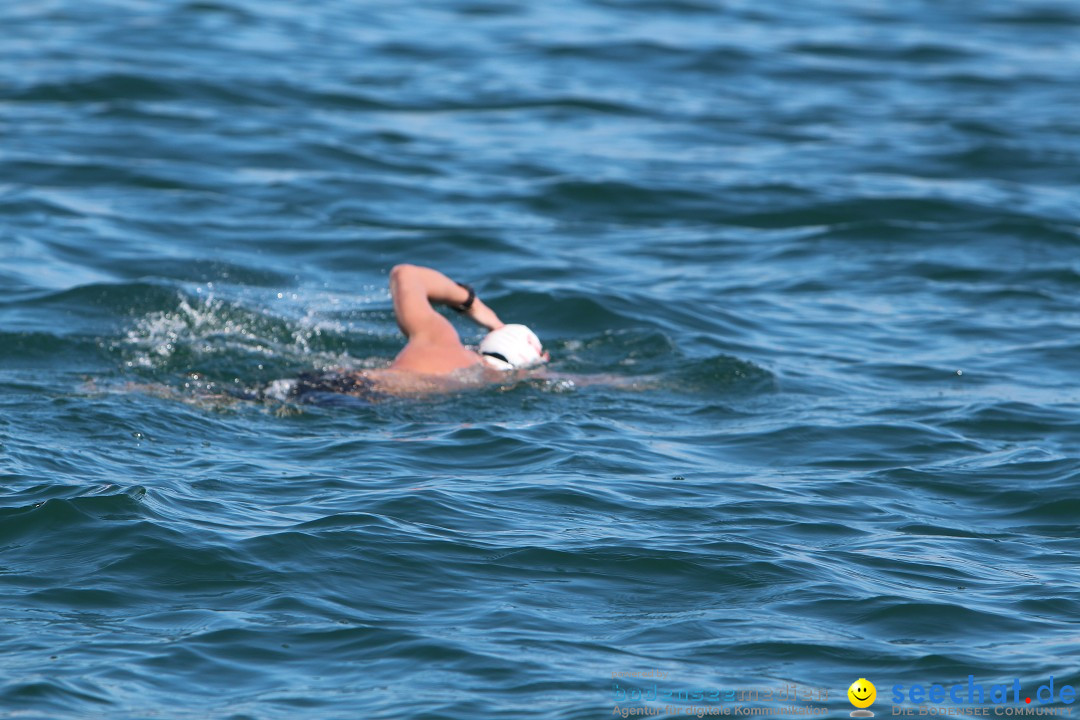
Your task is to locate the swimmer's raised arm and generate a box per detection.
[388,264,545,374]
[389,264,504,339]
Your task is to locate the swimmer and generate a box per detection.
[115,263,650,407]
[275,264,551,402]
[386,263,549,374]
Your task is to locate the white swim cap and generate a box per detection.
[479,324,545,370]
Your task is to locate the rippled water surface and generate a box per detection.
[3,1,1079,718]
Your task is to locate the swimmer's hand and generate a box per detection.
[462,296,504,332]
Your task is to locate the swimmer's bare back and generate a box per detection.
[320,365,502,398]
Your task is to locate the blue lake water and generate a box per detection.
[2,1,1079,718]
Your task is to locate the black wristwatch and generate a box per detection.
[452,282,476,313]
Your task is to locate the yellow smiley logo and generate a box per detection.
[848,678,876,713]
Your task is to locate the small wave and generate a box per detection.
[4,72,264,106]
[787,41,977,63]
[114,288,370,382]
[671,354,774,394]
[985,7,1080,26]
[524,179,719,222]
[16,281,182,319]
[0,330,104,365]
[0,486,149,546]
